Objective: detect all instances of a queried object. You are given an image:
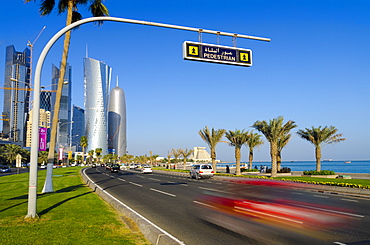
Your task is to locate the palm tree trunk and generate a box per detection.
[315,146,322,172]
[43,1,73,193]
[249,150,253,170]
[270,142,278,177]
[277,153,281,171]
[211,149,216,172]
[235,147,241,175]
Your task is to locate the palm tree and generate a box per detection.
[38,151,49,165]
[276,133,292,171]
[87,150,94,164]
[245,131,264,170]
[171,149,182,168]
[252,116,297,177]
[225,129,250,175]
[198,126,226,171]
[180,148,194,170]
[3,144,23,165]
[297,126,346,171]
[26,0,109,192]
[95,148,102,164]
[167,151,172,169]
[80,136,88,162]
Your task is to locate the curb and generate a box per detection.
[80,168,185,245]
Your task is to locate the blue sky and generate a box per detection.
[1,1,369,161]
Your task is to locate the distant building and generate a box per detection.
[25,109,51,147]
[71,105,85,152]
[108,85,127,156]
[51,63,72,149]
[190,147,212,162]
[84,57,112,155]
[2,45,31,144]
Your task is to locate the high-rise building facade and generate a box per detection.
[71,105,85,152]
[51,63,72,149]
[108,86,127,156]
[2,45,31,144]
[84,57,112,155]
[25,109,51,147]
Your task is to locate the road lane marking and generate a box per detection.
[199,187,229,194]
[149,178,161,181]
[334,242,347,245]
[341,199,359,203]
[118,178,126,182]
[294,204,364,218]
[313,195,329,198]
[129,182,143,187]
[292,192,303,195]
[150,188,176,197]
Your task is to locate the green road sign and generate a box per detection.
[183,41,252,67]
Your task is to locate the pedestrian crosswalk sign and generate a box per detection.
[186,43,200,58]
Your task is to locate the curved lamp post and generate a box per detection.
[26,16,270,218]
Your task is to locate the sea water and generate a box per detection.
[218,160,370,174]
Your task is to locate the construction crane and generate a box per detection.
[27,26,46,88]
[1,115,9,121]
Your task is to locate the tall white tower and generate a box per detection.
[108,78,127,156]
[83,57,112,154]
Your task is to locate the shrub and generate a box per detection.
[266,167,291,173]
[241,168,259,172]
[303,170,336,175]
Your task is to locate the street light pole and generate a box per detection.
[26,16,270,219]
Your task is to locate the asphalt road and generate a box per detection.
[85,167,370,245]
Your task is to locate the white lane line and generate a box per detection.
[292,192,303,195]
[313,195,329,198]
[295,204,364,218]
[199,187,229,194]
[333,242,347,245]
[129,182,143,187]
[117,178,126,182]
[150,188,176,197]
[149,178,161,181]
[341,199,359,203]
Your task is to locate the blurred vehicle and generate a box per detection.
[190,164,214,179]
[129,163,136,169]
[120,165,127,170]
[110,164,120,173]
[193,179,356,244]
[141,165,152,174]
[100,163,105,167]
[0,166,11,173]
[105,164,111,170]
[92,163,96,168]
[40,165,46,169]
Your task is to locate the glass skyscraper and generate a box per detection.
[51,63,72,149]
[84,57,112,155]
[2,45,30,144]
[71,105,84,152]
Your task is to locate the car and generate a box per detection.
[190,164,214,179]
[110,164,120,173]
[92,163,96,168]
[0,166,11,173]
[141,165,152,174]
[100,163,105,167]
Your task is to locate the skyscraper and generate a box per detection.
[84,57,112,155]
[71,105,85,152]
[51,63,72,149]
[108,84,127,156]
[2,45,30,144]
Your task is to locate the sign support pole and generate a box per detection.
[26,16,270,218]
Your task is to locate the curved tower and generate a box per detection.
[108,85,127,156]
[84,57,112,155]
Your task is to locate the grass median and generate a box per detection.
[0,167,150,245]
